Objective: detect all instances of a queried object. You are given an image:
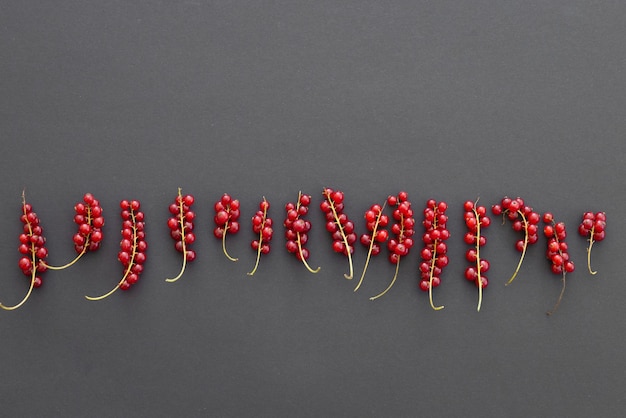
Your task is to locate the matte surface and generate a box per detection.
[1,1,625,416]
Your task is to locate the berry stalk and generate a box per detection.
[370,192,414,301]
[354,201,388,292]
[321,188,356,280]
[248,197,272,276]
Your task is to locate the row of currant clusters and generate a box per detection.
[0,189,606,315]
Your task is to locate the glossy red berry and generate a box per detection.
[464,200,490,312]
[86,200,146,300]
[165,188,196,283]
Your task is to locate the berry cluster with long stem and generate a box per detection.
[463,200,490,312]
[578,211,606,275]
[166,188,196,283]
[86,200,147,300]
[491,196,540,285]
[321,188,357,280]
[543,213,574,315]
[370,192,415,301]
[354,201,388,292]
[419,200,450,310]
[1,192,48,310]
[285,191,320,273]
[44,193,104,271]
[248,197,273,276]
[214,193,240,262]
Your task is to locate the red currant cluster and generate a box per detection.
[492,197,540,284]
[354,202,389,292]
[46,193,104,270]
[214,193,240,261]
[248,197,273,275]
[543,213,574,314]
[321,188,357,279]
[285,192,320,273]
[166,188,196,282]
[578,211,606,275]
[419,200,450,310]
[370,192,415,300]
[86,200,147,300]
[2,193,48,310]
[463,200,490,311]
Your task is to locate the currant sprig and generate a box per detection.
[354,201,388,292]
[214,193,240,262]
[543,213,574,315]
[463,200,490,312]
[285,191,320,273]
[578,211,606,275]
[86,200,146,300]
[1,191,48,311]
[248,197,273,276]
[370,192,415,301]
[491,196,540,285]
[44,193,104,271]
[419,200,450,311]
[165,188,196,283]
[320,188,357,280]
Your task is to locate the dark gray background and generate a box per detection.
[1,1,625,417]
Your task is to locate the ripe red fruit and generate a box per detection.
[543,214,574,315]
[284,191,320,273]
[370,192,415,300]
[86,200,147,300]
[1,191,48,310]
[464,200,491,312]
[44,193,104,271]
[578,211,606,275]
[492,196,540,285]
[165,188,196,283]
[248,197,273,276]
[419,199,449,310]
[321,188,357,280]
[214,193,240,262]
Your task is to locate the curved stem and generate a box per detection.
[428,239,444,310]
[370,257,400,301]
[473,205,484,312]
[86,210,137,301]
[222,220,238,262]
[166,188,188,282]
[547,273,567,315]
[354,202,387,292]
[1,192,36,310]
[44,246,88,270]
[44,204,93,270]
[324,189,353,280]
[586,227,597,275]
[506,211,528,285]
[247,197,268,276]
[297,231,320,273]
